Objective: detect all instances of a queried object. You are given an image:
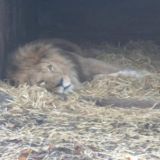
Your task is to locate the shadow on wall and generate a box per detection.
[36,0,160,43]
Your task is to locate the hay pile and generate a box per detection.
[0,41,160,160]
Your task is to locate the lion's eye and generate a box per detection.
[37,80,46,86]
[47,64,54,72]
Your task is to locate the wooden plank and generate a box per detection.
[0,0,36,79]
[0,0,8,78]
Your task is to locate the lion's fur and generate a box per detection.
[6,39,119,92]
[5,39,160,107]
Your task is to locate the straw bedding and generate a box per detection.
[0,41,160,160]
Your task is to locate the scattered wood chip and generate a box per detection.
[18,148,32,160]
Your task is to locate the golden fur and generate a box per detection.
[5,39,160,107]
[6,39,119,93]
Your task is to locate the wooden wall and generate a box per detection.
[37,0,160,43]
[0,0,38,79]
[0,0,9,78]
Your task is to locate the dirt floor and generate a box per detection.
[0,41,160,160]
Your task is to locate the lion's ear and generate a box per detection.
[47,64,55,72]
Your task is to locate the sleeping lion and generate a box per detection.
[6,39,122,94]
[5,39,160,108]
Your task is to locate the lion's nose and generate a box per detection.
[56,76,74,94]
[59,77,71,88]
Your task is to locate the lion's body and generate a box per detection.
[6,39,119,93]
[5,39,160,107]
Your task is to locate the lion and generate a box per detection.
[5,39,160,108]
[6,39,121,94]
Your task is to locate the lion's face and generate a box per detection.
[28,62,75,94]
[7,44,81,94]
